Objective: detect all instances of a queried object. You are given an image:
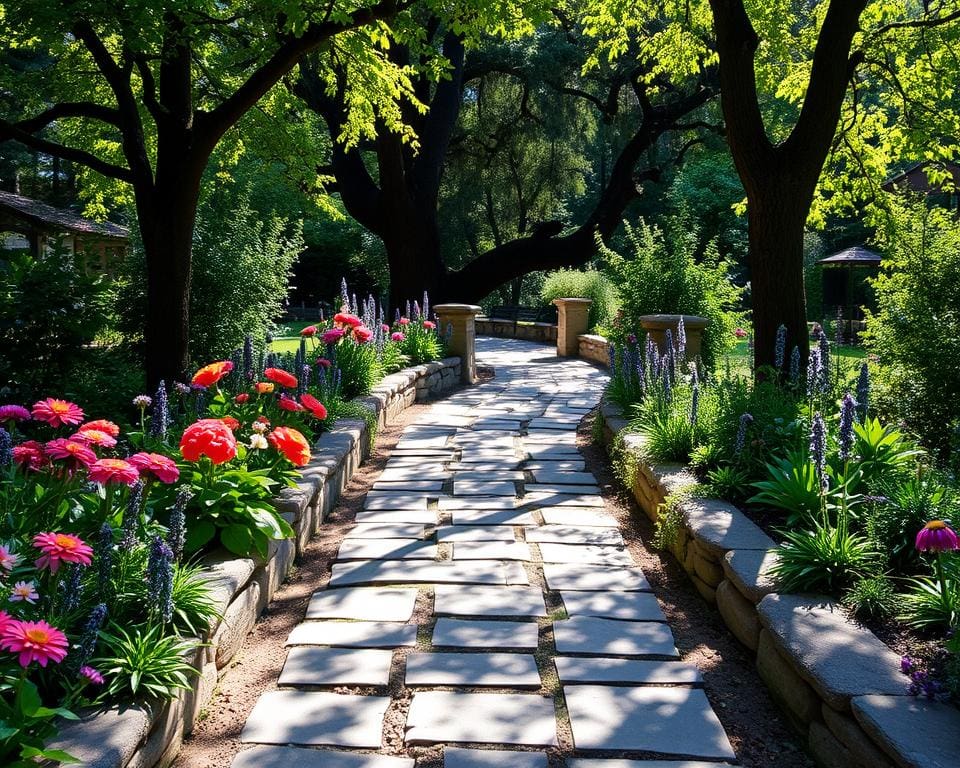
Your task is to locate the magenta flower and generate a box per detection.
[916,521,959,552]
[33,532,94,573]
[80,665,105,685]
[0,545,21,572]
[0,619,69,667]
[0,405,31,424]
[321,328,345,344]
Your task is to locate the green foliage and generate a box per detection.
[771,520,879,595]
[598,217,743,365]
[899,560,960,631]
[93,624,199,701]
[704,465,751,504]
[847,417,922,493]
[749,450,833,528]
[331,338,382,400]
[863,201,960,466]
[398,322,444,366]
[652,496,685,552]
[843,575,900,621]
[170,562,221,637]
[540,268,618,331]
[635,409,697,464]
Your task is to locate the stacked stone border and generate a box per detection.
[599,400,960,768]
[48,358,462,768]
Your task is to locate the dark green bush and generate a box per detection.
[540,268,618,331]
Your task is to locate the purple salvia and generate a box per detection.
[665,328,675,382]
[775,324,787,370]
[243,335,254,379]
[394,308,401,323]
[423,290,430,320]
[839,393,857,461]
[806,348,824,397]
[676,317,686,362]
[167,488,190,562]
[818,325,830,376]
[735,413,753,454]
[690,382,700,427]
[147,535,175,624]
[405,300,411,319]
[340,277,350,311]
[835,305,844,348]
[810,412,828,489]
[608,344,616,370]
[662,361,672,401]
[621,347,632,384]
[149,381,169,439]
[413,300,421,321]
[74,603,107,671]
[789,346,801,385]
[856,362,870,422]
[301,364,312,392]
[0,427,11,467]
[96,523,114,595]
[635,352,646,395]
[58,564,82,613]
[120,480,144,550]
[350,293,358,315]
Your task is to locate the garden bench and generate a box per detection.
[487,304,558,331]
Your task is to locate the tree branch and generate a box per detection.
[12,102,122,132]
[0,119,134,182]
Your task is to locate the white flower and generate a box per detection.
[251,421,268,434]
[249,434,268,450]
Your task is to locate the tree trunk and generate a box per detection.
[383,206,446,312]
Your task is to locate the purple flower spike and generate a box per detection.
[809,412,828,489]
[735,413,753,454]
[839,393,857,461]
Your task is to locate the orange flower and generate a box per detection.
[300,394,328,420]
[268,426,311,466]
[192,361,234,387]
[254,382,275,394]
[264,368,298,389]
[179,419,237,465]
[219,416,241,431]
[80,419,120,437]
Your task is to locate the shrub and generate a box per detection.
[540,268,618,332]
[598,216,743,365]
[844,575,900,620]
[771,519,879,595]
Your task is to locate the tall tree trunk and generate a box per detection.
[383,205,446,311]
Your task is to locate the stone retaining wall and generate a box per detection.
[577,333,611,367]
[600,401,960,768]
[475,317,557,344]
[48,358,462,768]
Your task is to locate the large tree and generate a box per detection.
[298,20,715,308]
[0,0,545,384]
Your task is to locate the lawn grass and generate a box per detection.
[723,339,866,378]
[271,321,320,355]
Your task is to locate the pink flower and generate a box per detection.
[316,358,332,369]
[321,328,345,344]
[381,323,390,333]
[8,581,38,604]
[422,320,436,330]
[300,394,328,420]
[12,440,47,471]
[32,398,85,428]
[915,521,959,552]
[278,395,305,412]
[0,405,31,424]
[234,393,250,404]
[734,327,748,339]
[0,611,11,635]
[45,438,97,469]
[300,325,318,337]
[399,317,410,326]
[80,665,104,685]
[71,428,118,449]
[333,312,363,328]
[391,332,405,342]
[0,545,20,572]
[0,619,69,667]
[33,532,94,573]
[128,452,180,484]
[88,458,140,486]
[80,419,120,437]
[353,326,373,343]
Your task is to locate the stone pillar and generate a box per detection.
[434,304,481,384]
[552,298,593,357]
[639,314,710,362]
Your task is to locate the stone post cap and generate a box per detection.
[551,297,593,306]
[433,303,483,315]
[640,313,710,330]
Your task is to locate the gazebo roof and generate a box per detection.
[818,246,882,266]
[0,190,129,241]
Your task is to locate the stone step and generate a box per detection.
[405,652,541,688]
[405,691,557,746]
[433,585,547,618]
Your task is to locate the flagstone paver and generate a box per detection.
[234,337,735,766]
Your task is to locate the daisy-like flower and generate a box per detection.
[33,532,94,573]
[132,395,152,409]
[0,545,20,572]
[391,332,405,342]
[249,433,268,450]
[12,440,47,471]
[0,619,69,667]
[278,395,305,412]
[251,421,269,434]
[254,382,275,394]
[128,452,180,484]
[80,419,120,437]
[264,368,298,389]
[422,320,436,330]
[0,404,31,424]
[321,328,345,344]
[353,326,373,343]
[8,581,38,604]
[87,458,140,486]
[32,398,85,428]
[45,438,97,469]
[71,428,118,449]
[219,416,241,431]
[300,325,318,337]
[916,521,959,552]
[80,665,104,685]
[191,361,233,388]
[399,317,410,326]
[300,394,328,420]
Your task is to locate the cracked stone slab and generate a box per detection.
[529,471,597,485]
[564,686,735,759]
[440,497,518,511]
[346,524,429,540]
[353,510,437,525]
[453,541,531,561]
[240,690,389,747]
[553,617,677,657]
[405,691,557,746]
[454,480,518,497]
[279,647,394,686]
[433,585,547,618]
[443,748,547,767]
[435,526,517,543]
[405,652,541,687]
[336,539,438,561]
[232,746,414,768]
[432,618,539,650]
[537,543,632,567]
[524,526,623,546]
[305,587,418,622]
[451,510,536,526]
[329,560,519,587]
[560,592,665,622]
[554,657,702,685]
[541,565,652,593]
[538,508,617,527]
[287,621,418,648]
[363,494,430,511]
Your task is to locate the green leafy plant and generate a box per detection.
[540,268,619,331]
[170,563,221,637]
[749,450,833,526]
[771,519,878,595]
[848,417,922,492]
[0,675,79,766]
[652,495,686,552]
[899,569,960,630]
[843,575,900,620]
[93,624,200,701]
[331,338,382,400]
[705,465,752,503]
[636,410,697,463]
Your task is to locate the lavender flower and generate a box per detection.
[243,335,254,380]
[839,393,857,461]
[856,362,870,422]
[350,292,358,315]
[635,353,646,395]
[676,317,686,362]
[74,603,107,671]
[806,348,825,397]
[775,324,787,370]
[900,656,915,675]
[0,427,11,467]
[690,383,700,427]
[621,347,632,384]
[301,364,311,392]
[608,344,616,371]
[394,308,401,323]
[120,480,144,550]
[96,523,114,594]
[789,346,801,385]
[835,306,844,347]
[147,535,174,624]
[423,290,430,320]
[662,362,672,402]
[810,412,828,489]
[167,488,190,562]
[149,380,169,439]
[665,328,675,381]
[59,564,82,613]
[818,325,830,375]
[735,413,753,454]
[405,300,411,319]
[413,300,421,322]
[132,394,152,409]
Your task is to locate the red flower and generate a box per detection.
[316,358,332,369]
[81,419,120,437]
[12,440,47,471]
[32,398,85,428]
[300,325,318,337]
[129,452,180,484]
[381,323,390,333]
[398,317,410,326]
[219,416,241,431]
[33,532,93,573]
[734,327,748,339]
[278,395,305,412]
[45,438,96,469]
[353,326,373,343]
[422,320,436,330]
[321,328,345,344]
[0,405,31,423]
[0,619,69,668]
[254,382,275,394]
[234,393,250,404]
[264,367,298,389]
[179,419,238,465]
[334,312,363,328]
[192,361,234,388]
[88,458,140,486]
[391,332,405,342]
[300,394,328,420]
[71,428,117,449]
[268,426,311,466]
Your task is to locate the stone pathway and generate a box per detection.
[233,338,737,767]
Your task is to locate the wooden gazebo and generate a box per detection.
[818,246,882,341]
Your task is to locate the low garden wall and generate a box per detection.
[599,401,960,768]
[577,333,610,366]
[475,317,558,344]
[47,358,462,768]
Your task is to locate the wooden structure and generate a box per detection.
[882,161,960,212]
[0,189,129,273]
[818,246,882,339]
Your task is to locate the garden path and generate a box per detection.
[231,337,736,767]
